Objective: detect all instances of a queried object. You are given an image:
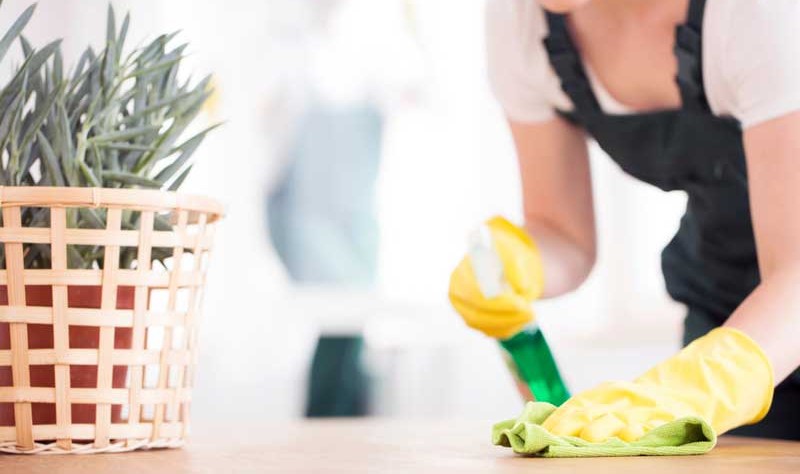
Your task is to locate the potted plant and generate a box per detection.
[0,4,222,453]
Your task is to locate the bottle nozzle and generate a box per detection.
[467,225,506,298]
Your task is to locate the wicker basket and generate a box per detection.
[0,186,223,454]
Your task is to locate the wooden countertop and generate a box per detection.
[2,419,799,473]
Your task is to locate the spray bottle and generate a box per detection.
[468,225,570,405]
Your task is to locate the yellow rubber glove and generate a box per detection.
[542,327,774,442]
[448,216,545,339]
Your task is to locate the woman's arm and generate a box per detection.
[531,114,798,442]
[725,109,800,383]
[509,116,596,297]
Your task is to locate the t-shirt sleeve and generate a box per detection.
[707,0,800,128]
[485,0,558,123]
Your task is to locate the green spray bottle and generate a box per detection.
[468,225,570,405]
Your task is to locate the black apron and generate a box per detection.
[542,0,800,439]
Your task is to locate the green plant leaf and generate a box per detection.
[155,122,220,183]
[91,124,161,142]
[103,171,160,188]
[102,38,116,93]
[90,141,103,183]
[18,80,61,159]
[53,46,63,85]
[19,39,61,81]
[132,90,210,173]
[138,31,180,64]
[56,103,78,185]
[168,164,192,191]
[106,4,116,45]
[78,160,101,187]
[125,54,182,80]
[79,207,105,229]
[36,130,65,186]
[67,245,87,269]
[154,214,173,231]
[15,139,32,184]
[19,34,32,57]
[121,88,196,124]
[0,3,34,64]
[0,82,26,149]
[117,12,130,56]
[70,47,92,85]
[99,142,158,152]
[108,148,120,173]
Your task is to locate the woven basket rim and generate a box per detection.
[0,186,224,223]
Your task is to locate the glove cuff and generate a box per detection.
[636,326,774,434]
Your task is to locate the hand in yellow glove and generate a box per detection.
[542,327,774,442]
[448,216,545,339]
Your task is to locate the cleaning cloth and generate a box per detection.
[492,402,716,457]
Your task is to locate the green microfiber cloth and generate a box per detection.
[492,402,717,457]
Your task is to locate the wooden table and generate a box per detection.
[2,419,800,473]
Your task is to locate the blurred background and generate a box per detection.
[1,0,690,424]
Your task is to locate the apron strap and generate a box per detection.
[542,13,601,114]
[675,0,711,113]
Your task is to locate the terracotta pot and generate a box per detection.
[0,285,135,427]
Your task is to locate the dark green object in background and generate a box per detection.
[499,326,570,406]
[306,336,369,417]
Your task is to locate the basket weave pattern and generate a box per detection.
[0,187,222,454]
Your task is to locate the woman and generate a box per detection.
[449,0,800,442]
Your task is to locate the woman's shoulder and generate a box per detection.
[485,0,570,122]
[486,0,547,41]
[706,0,800,46]
[705,0,800,127]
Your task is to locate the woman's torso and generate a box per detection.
[540,0,757,322]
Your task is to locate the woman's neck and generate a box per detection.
[583,0,688,26]
[565,0,691,111]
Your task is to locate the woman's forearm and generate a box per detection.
[509,116,597,299]
[525,217,595,298]
[733,112,800,384]
[725,266,800,384]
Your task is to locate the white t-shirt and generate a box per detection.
[487,0,800,128]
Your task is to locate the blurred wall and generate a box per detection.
[0,0,689,424]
